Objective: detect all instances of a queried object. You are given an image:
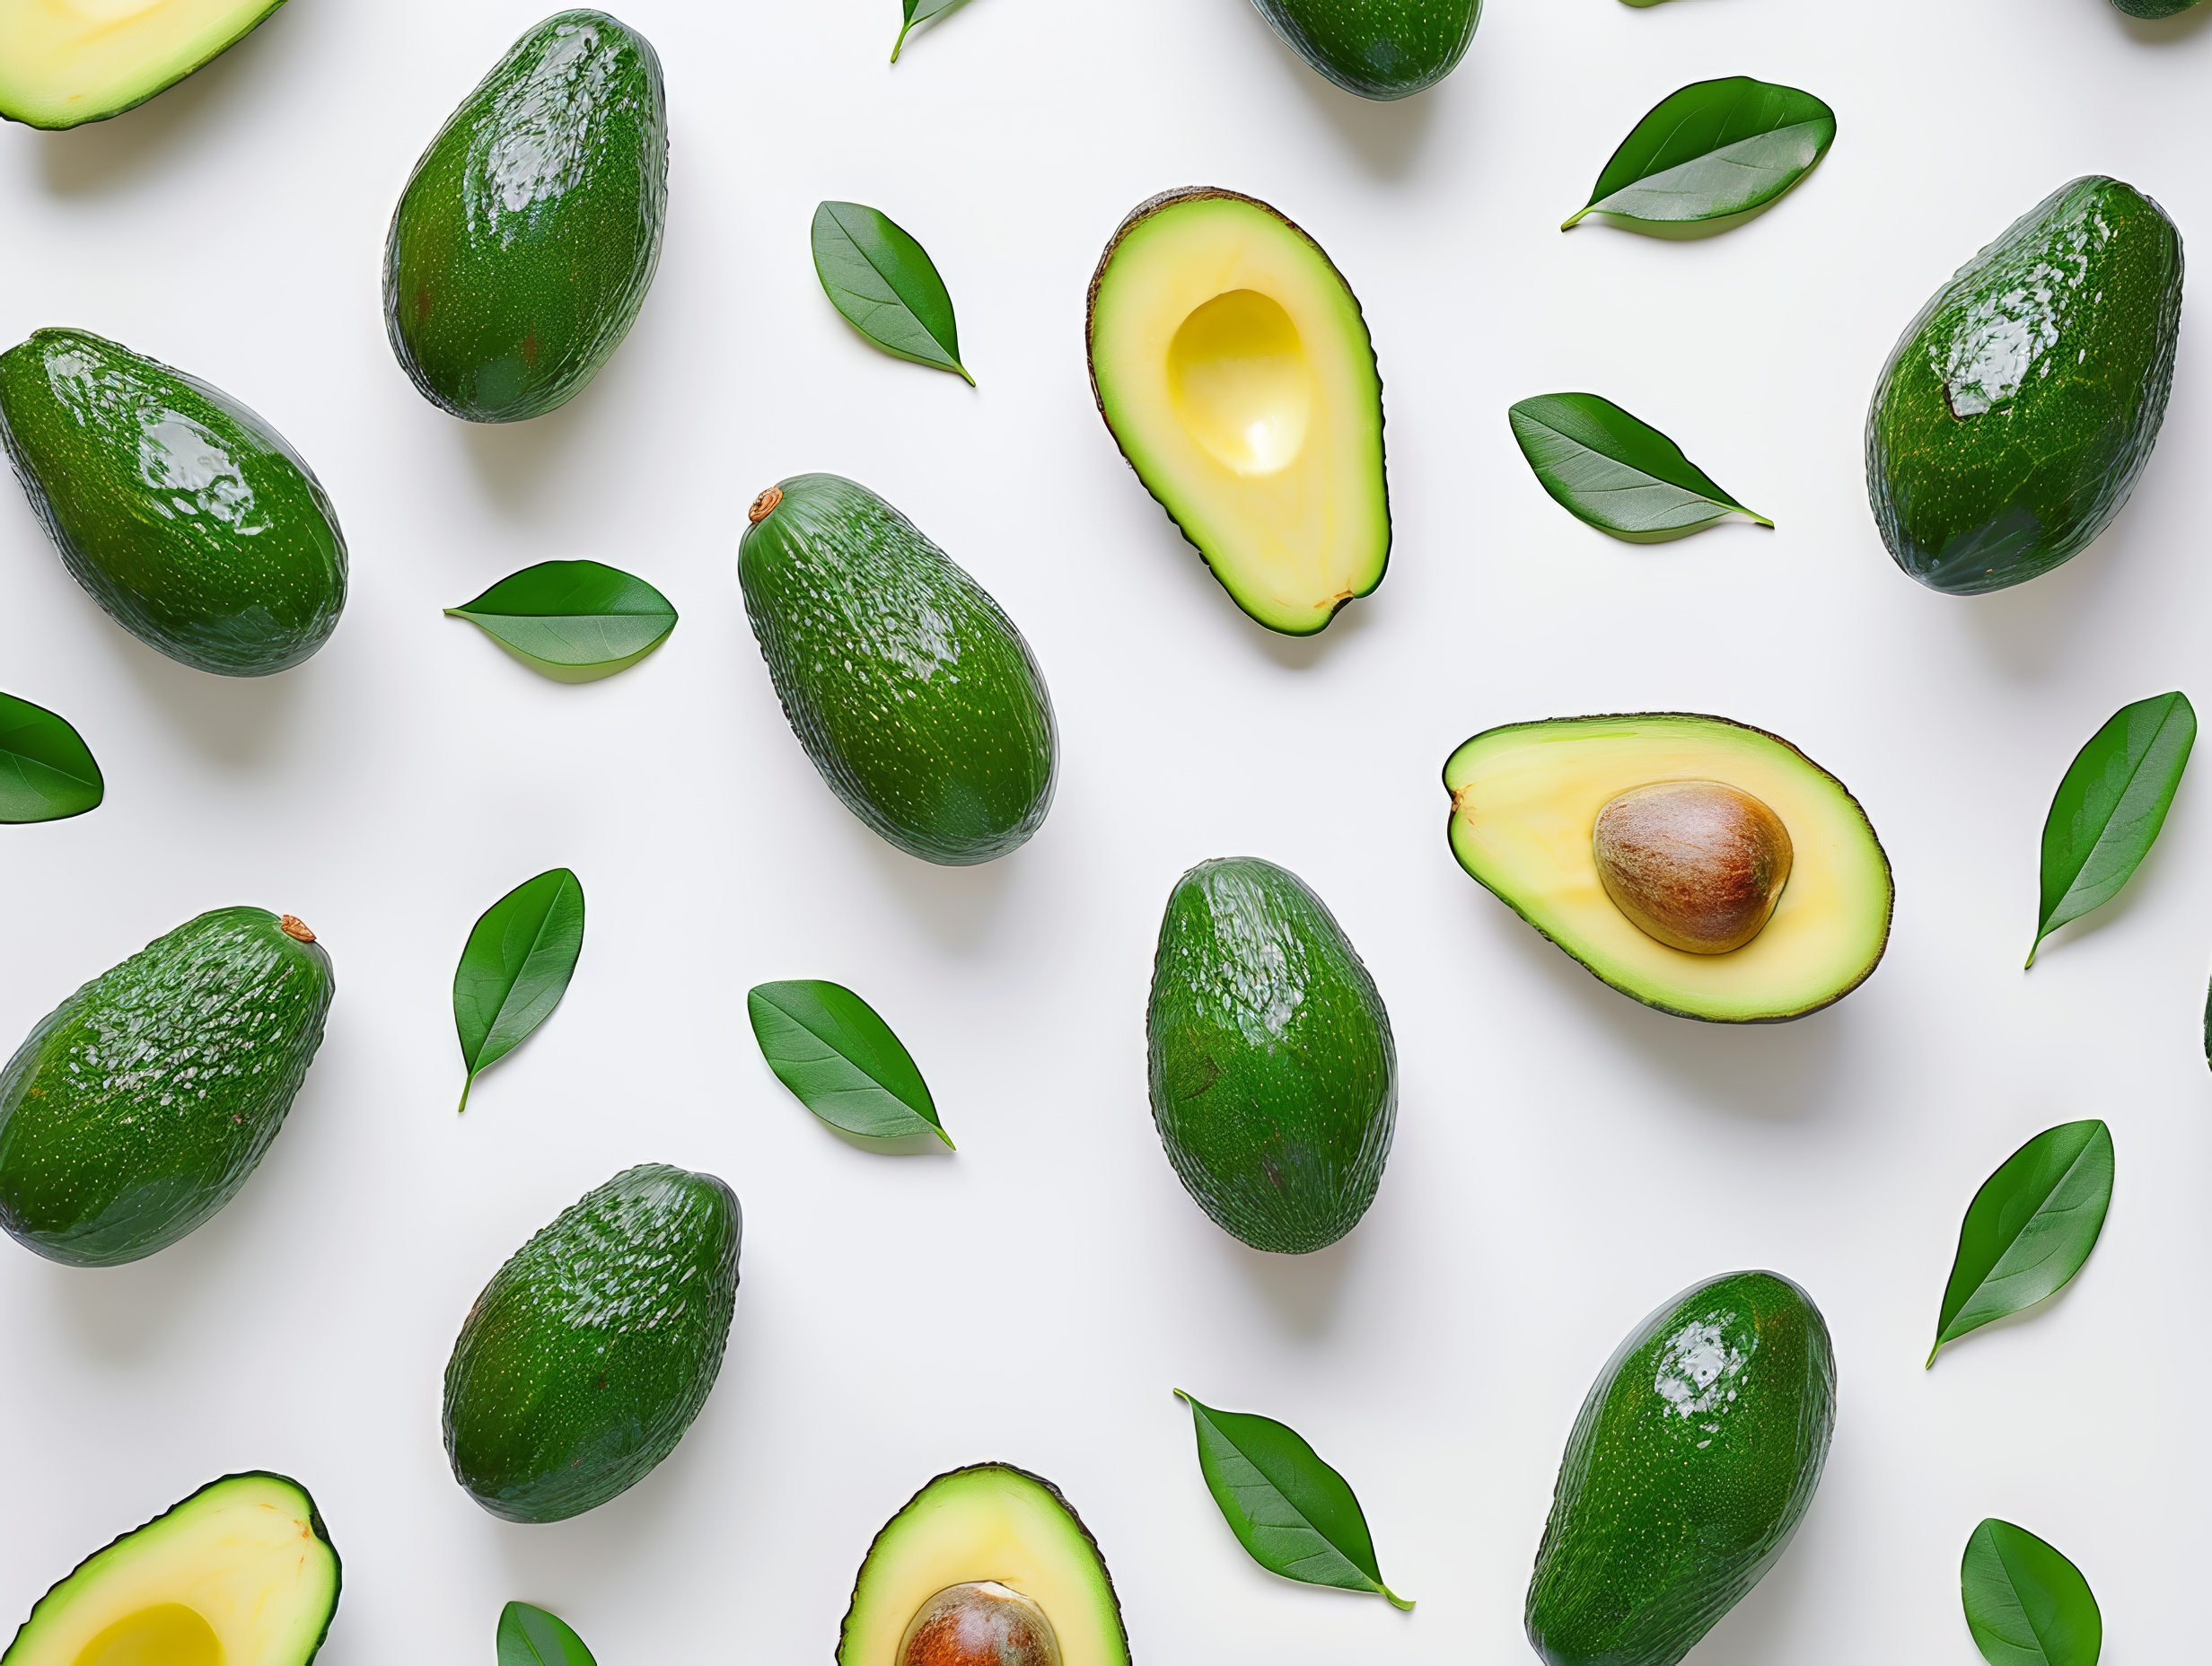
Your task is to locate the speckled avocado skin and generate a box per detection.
[738,474,1058,867]
[1866,176,2183,595]
[1251,0,1480,99]
[2111,0,2200,15]
[0,908,336,1267]
[1526,1271,1837,1666]
[1146,857,1396,1255]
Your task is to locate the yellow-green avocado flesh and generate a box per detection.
[1445,715,1892,1022]
[0,0,286,130]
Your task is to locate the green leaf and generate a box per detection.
[1174,1390,1411,1609]
[2027,691,2196,967]
[1961,1520,2102,1666]
[1564,77,1837,232]
[447,560,677,683]
[747,980,952,1147]
[497,1601,596,1666]
[454,869,586,1114]
[1508,393,1772,542]
[891,0,971,60]
[1927,1121,2113,1366]
[0,691,103,824]
[812,201,973,384]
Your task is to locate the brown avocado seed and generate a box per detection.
[1593,781,1793,955]
[898,1583,1062,1666]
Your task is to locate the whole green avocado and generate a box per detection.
[1866,176,2182,595]
[0,329,348,676]
[0,908,336,1267]
[1146,857,1395,1254]
[444,1162,742,1524]
[384,11,668,423]
[738,474,1058,866]
[1525,1271,1836,1666]
[1251,0,1480,99]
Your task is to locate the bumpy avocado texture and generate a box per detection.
[0,0,285,129]
[1250,0,1480,100]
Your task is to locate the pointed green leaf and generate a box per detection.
[2028,691,2195,967]
[0,691,103,824]
[891,0,971,59]
[1928,1121,2112,1365]
[1174,1390,1411,1609]
[453,869,586,1113]
[1565,77,1837,231]
[447,560,676,683]
[497,1601,596,1666]
[1509,393,1772,542]
[1961,1520,2102,1666]
[811,201,972,383]
[747,980,952,1147]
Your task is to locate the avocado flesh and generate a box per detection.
[839,1465,1129,1666]
[0,0,285,130]
[4,1472,338,1665]
[1866,176,2183,594]
[1526,1272,1836,1666]
[1444,715,1891,1023]
[1087,189,1389,636]
[0,908,335,1267]
[1251,0,1480,100]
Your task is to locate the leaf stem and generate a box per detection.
[1375,1580,1415,1610]
[933,1123,958,1150]
[952,360,976,388]
[1560,207,1591,231]
[891,18,911,59]
[1925,1340,1940,1370]
[458,1071,476,1116]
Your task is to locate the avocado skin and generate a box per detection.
[2111,0,2199,14]
[1147,858,1395,1255]
[384,11,667,423]
[1251,0,1480,99]
[739,474,1058,866]
[1866,177,2182,595]
[0,329,347,675]
[1526,1271,1836,1666]
[444,1163,741,1524]
[0,908,336,1268]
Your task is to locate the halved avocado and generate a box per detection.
[0,0,286,130]
[1086,189,1389,636]
[4,1471,338,1665]
[1444,715,1892,1022]
[838,1465,1128,1666]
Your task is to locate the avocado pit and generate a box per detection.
[1593,781,1792,955]
[898,1583,1060,1666]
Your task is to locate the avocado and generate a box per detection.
[1526,1271,1836,1666]
[838,1464,1129,1666]
[0,908,335,1267]
[1250,0,1480,100]
[443,1162,741,1523]
[0,329,348,676]
[0,0,285,130]
[384,11,668,423]
[1444,715,1891,1023]
[1086,189,1389,636]
[739,474,1058,866]
[1147,857,1396,1254]
[3,1472,338,1666]
[2111,0,2200,14]
[1866,177,2183,594]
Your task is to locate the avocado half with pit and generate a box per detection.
[1086,189,1389,636]
[0,0,286,129]
[838,1464,1128,1666]
[1444,715,1892,1022]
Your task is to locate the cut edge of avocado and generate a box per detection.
[0,0,287,130]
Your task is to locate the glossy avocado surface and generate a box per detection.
[384,10,668,423]
[1866,176,2183,594]
[0,329,348,676]
[1250,0,1480,99]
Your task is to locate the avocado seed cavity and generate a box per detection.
[1593,781,1793,955]
[899,1583,1061,1666]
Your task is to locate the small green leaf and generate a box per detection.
[454,869,586,1114]
[812,202,973,384]
[497,1601,596,1666]
[1928,1121,2113,1366]
[447,560,677,683]
[891,0,970,60]
[747,980,952,1147]
[1961,1520,2102,1666]
[0,691,103,824]
[1565,77,1837,232]
[1174,1390,1411,1609]
[2028,691,2195,967]
[1508,393,1771,542]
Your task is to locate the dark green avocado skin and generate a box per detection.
[1866,176,2183,595]
[1251,0,1479,99]
[443,1163,742,1524]
[0,908,336,1267]
[384,10,668,423]
[2111,0,2200,15]
[0,329,347,675]
[739,474,1058,866]
[1526,1271,1837,1666]
[1146,857,1395,1255]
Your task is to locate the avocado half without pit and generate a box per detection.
[0,0,286,129]
[1445,715,1891,1022]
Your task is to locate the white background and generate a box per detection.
[2,0,2208,1659]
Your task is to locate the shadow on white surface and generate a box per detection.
[98,619,303,766]
[1220,1220,1365,1338]
[1947,507,2140,681]
[1254,29,1440,181]
[2114,1,2212,40]
[843,816,1023,954]
[32,22,289,197]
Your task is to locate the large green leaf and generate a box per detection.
[497,1601,596,1666]
[747,979,952,1147]
[0,690,102,824]
[1565,77,1836,232]
[812,202,972,383]
[447,561,676,683]
[1961,1520,2102,1666]
[453,869,586,1113]
[1508,393,1771,542]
